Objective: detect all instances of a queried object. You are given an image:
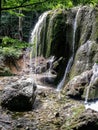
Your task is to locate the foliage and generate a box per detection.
[0,46,22,59]
[1,36,29,49]
[72,0,98,6]
[1,0,98,15]
[1,0,98,16]
[0,36,29,60]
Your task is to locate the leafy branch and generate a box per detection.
[1,0,50,11]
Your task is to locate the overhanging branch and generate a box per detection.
[1,0,50,11]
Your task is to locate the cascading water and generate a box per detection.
[48,56,55,75]
[57,7,81,91]
[30,11,50,56]
[85,63,98,112]
[47,56,55,82]
[46,10,57,57]
[29,11,50,83]
[57,56,73,91]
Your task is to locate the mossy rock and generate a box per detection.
[45,9,68,58]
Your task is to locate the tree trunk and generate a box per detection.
[0,0,1,25]
[0,0,2,44]
[19,9,23,41]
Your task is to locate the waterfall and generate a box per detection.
[72,8,81,54]
[57,7,81,91]
[48,56,55,75]
[29,11,50,82]
[46,10,57,57]
[30,11,50,56]
[47,56,55,82]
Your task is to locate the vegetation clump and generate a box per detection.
[0,36,29,60]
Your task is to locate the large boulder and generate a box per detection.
[65,63,98,100]
[65,70,93,98]
[1,81,37,111]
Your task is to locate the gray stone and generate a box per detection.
[1,81,37,111]
[65,70,93,98]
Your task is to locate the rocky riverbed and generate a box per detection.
[0,75,98,130]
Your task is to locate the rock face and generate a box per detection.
[69,6,98,79]
[30,6,98,84]
[70,40,98,79]
[64,6,98,100]
[30,8,76,83]
[1,81,37,111]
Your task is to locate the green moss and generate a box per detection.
[90,42,98,59]
[61,105,85,130]
[90,11,98,41]
[44,9,67,57]
[11,112,25,119]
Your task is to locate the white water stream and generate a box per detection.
[57,7,81,91]
[29,11,50,83]
[48,56,55,75]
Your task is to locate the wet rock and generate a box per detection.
[35,65,47,74]
[85,75,98,100]
[80,63,98,101]
[65,70,93,99]
[1,81,37,111]
[70,40,98,79]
